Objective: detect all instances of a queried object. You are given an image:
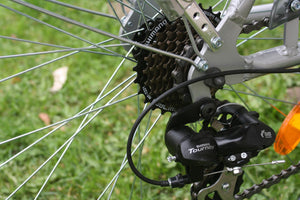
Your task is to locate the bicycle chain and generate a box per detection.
[234,161,300,199]
[241,17,270,34]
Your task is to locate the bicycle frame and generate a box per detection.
[177,0,300,102]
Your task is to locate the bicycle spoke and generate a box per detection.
[0,91,137,146]
[0,46,122,59]
[4,76,137,198]
[228,84,251,111]
[135,0,150,30]
[0,78,135,170]
[129,103,151,200]
[221,0,230,16]
[108,104,151,200]
[33,70,135,199]
[237,37,286,40]
[0,36,138,83]
[107,0,128,31]
[114,0,153,20]
[237,27,268,47]
[8,0,196,66]
[33,136,73,200]
[145,0,163,15]
[1,3,99,48]
[1,23,138,195]
[213,0,225,9]
[241,83,287,115]
[0,52,73,83]
[0,43,136,145]
[97,113,162,200]
[1,2,135,60]
[45,0,117,19]
[222,87,297,105]
[0,35,71,49]
[1,3,136,62]
[0,26,143,58]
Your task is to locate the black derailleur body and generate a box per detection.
[165,98,276,185]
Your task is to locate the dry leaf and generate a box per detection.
[142,147,150,155]
[50,66,68,92]
[39,113,51,126]
[12,77,21,84]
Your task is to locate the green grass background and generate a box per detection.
[0,0,299,199]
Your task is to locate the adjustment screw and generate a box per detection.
[127,21,133,27]
[228,155,236,162]
[222,183,230,191]
[148,21,153,27]
[196,59,208,71]
[211,36,223,49]
[291,0,300,12]
[167,156,177,162]
[241,152,247,159]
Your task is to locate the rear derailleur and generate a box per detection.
[165,98,275,199]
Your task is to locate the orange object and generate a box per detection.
[274,102,300,155]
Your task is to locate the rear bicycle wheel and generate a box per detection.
[0,0,299,199]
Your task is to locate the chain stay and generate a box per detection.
[235,161,300,200]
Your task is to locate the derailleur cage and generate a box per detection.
[191,167,243,200]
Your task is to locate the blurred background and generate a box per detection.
[0,0,300,199]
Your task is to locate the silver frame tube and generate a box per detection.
[187,0,300,102]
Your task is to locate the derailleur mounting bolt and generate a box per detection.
[167,155,177,162]
[222,183,230,191]
[291,0,300,12]
[196,58,208,71]
[211,36,223,49]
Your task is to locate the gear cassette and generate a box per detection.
[132,5,221,112]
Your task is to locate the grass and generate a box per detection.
[0,0,299,200]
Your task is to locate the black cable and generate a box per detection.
[127,67,300,187]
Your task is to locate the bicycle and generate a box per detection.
[0,0,300,199]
